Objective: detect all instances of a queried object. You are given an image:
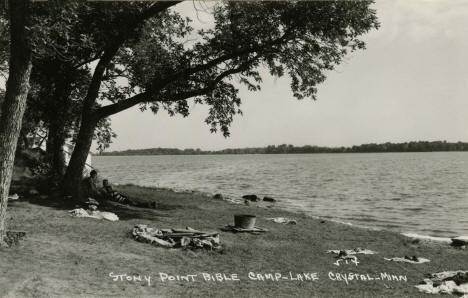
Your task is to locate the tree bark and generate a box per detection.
[61,45,118,200]
[62,113,97,200]
[46,120,67,176]
[61,2,181,199]
[45,77,74,178]
[0,0,33,246]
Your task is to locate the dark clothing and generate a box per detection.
[81,177,99,200]
[100,185,156,208]
[101,185,131,204]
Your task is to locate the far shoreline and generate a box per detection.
[96,141,468,156]
[95,151,468,157]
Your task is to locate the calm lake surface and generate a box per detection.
[93,152,468,238]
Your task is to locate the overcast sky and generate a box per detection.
[0,1,461,151]
[104,0,468,151]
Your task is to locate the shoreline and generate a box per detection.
[113,183,465,243]
[2,182,468,297]
[102,182,456,242]
[95,151,468,240]
[97,151,468,157]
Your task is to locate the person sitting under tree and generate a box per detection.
[81,170,156,209]
[99,179,157,209]
[81,169,100,207]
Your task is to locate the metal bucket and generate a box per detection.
[234,214,256,229]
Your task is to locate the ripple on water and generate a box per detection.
[94,152,468,237]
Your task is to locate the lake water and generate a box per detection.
[93,152,468,238]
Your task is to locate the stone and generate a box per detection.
[263,196,276,202]
[242,194,259,201]
[213,194,223,200]
[451,236,468,247]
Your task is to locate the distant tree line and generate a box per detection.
[99,141,468,156]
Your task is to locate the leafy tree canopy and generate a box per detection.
[4,1,379,140]
[90,1,379,136]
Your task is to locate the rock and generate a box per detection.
[213,194,223,200]
[242,194,259,202]
[263,196,276,202]
[451,236,468,247]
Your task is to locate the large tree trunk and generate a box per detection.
[62,113,97,200]
[61,48,119,200]
[45,88,72,178]
[43,64,75,179]
[46,120,67,177]
[0,0,33,246]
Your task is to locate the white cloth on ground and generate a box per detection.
[69,208,119,221]
[327,248,377,255]
[266,217,297,224]
[7,194,19,200]
[384,257,430,264]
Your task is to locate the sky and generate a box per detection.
[104,0,468,151]
[4,1,468,151]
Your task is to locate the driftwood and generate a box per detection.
[132,225,221,250]
[384,256,430,264]
[221,225,268,234]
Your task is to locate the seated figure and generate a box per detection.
[81,170,100,208]
[81,170,100,199]
[100,179,156,208]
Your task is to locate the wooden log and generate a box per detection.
[172,228,205,234]
[163,232,219,238]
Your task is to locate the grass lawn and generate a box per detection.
[1,183,467,297]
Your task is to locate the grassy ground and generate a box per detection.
[1,183,467,298]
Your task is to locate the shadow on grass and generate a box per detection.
[10,182,183,221]
[16,195,179,221]
[100,201,175,221]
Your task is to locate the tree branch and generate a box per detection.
[81,1,182,117]
[152,27,294,91]
[96,54,261,118]
[72,50,104,69]
[95,91,150,119]
[94,9,295,119]
[81,46,119,115]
